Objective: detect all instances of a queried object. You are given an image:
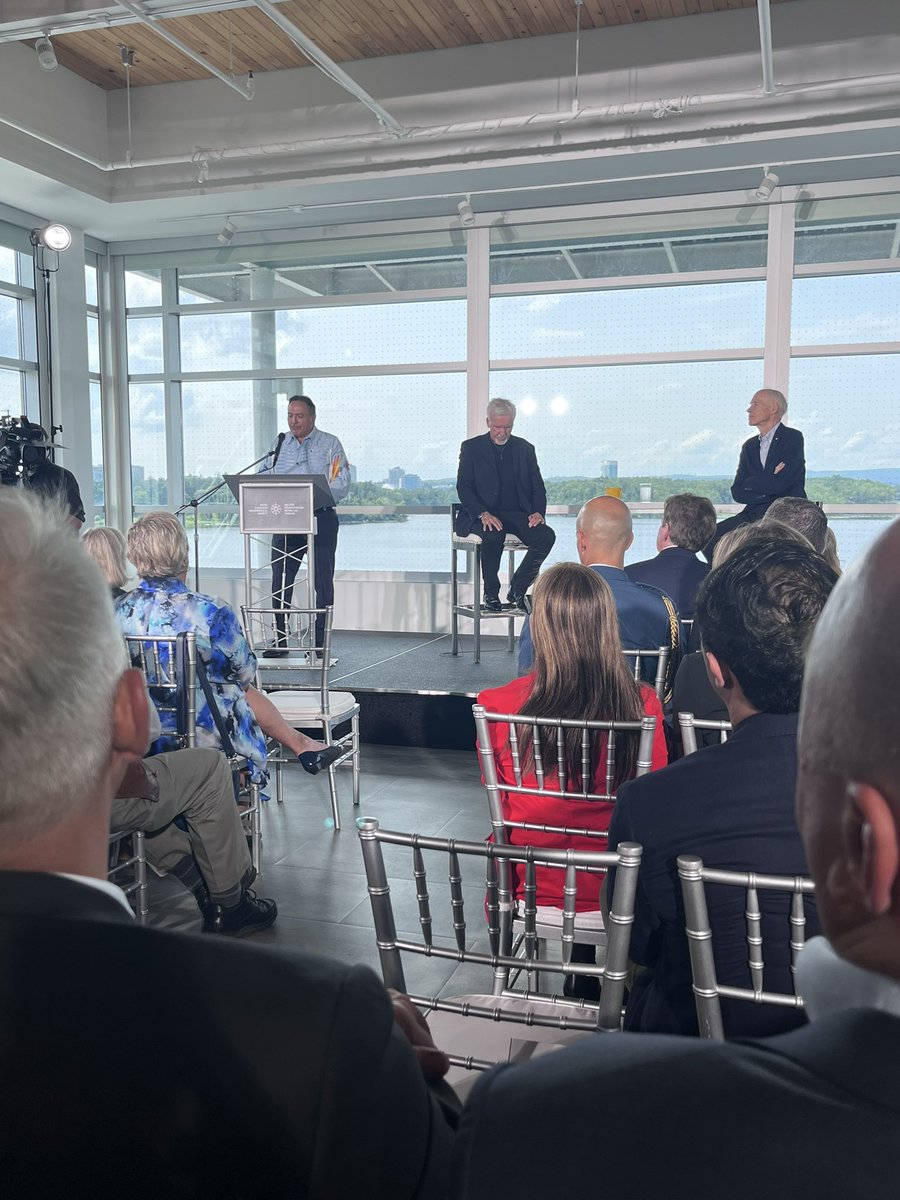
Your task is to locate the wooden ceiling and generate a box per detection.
[45,0,795,90]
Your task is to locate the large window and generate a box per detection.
[0,238,38,419]
[790,198,900,549]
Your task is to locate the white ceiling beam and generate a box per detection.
[0,0,256,42]
[250,0,409,138]
[114,0,254,98]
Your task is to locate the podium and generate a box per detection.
[225,473,332,643]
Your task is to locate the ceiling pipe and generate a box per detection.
[0,0,253,41]
[249,0,409,137]
[4,68,900,174]
[757,0,775,96]
[115,0,254,99]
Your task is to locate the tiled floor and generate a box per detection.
[143,744,514,999]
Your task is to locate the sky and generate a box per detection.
[104,264,900,485]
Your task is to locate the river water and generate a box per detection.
[193,512,892,574]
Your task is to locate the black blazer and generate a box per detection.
[731,423,806,519]
[453,1009,900,1200]
[606,712,819,1038]
[455,434,547,535]
[625,547,709,621]
[0,872,455,1199]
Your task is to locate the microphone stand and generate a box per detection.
[175,452,270,592]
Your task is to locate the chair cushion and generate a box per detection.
[267,690,358,723]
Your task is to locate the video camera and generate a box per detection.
[0,415,52,485]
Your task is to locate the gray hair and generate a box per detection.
[762,388,788,418]
[487,397,517,420]
[0,491,126,837]
[127,511,189,579]
[662,494,717,552]
[763,497,828,554]
[81,525,130,590]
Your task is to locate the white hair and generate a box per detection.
[0,490,126,836]
[487,397,517,419]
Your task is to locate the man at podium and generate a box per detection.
[258,395,350,655]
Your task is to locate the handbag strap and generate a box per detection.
[194,650,238,759]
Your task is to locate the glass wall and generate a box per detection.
[0,239,38,420]
[117,194,900,576]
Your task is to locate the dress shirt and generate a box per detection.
[796,935,900,1022]
[758,421,781,468]
[57,872,134,916]
[258,426,350,505]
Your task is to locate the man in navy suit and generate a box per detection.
[0,490,457,1198]
[706,388,806,558]
[453,518,900,1200]
[606,535,837,1038]
[626,493,716,623]
[455,398,555,611]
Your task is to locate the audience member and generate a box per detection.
[452,517,900,1200]
[518,496,679,690]
[625,493,716,622]
[605,535,837,1037]
[0,490,457,1196]
[115,512,343,780]
[479,562,667,998]
[762,495,828,553]
[81,524,131,599]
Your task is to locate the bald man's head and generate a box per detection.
[575,496,633,567]
[797,519,900,973]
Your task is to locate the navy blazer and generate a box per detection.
[455,433,546,535]
[606,712,819,1038]
[731,423,806,519]
[453,1009,900,1200]
[625,547,708,621]
[0,872,455,1198]
[518,563,676,678]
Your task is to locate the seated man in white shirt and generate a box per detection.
[452,517,900,1200]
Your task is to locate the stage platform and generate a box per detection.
[260,630,522,750]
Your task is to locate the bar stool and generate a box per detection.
[450,504,527,663]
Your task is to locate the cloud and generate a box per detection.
[841,431,870,452]
[527,295,562,313]
[530,328,585,342]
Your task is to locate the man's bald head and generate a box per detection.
[797,519,900,972]
[575,496,633,567]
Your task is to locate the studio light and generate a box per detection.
[31,223,71,252]
[217,218,236,245]
[457,196,476,227]
[755,169,780,201]
[35,34,58,72]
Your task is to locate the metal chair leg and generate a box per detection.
[351,712,360,808]
[451,545,460,656]
[275,757,284,804]
[473,547,482,664]
[325,735,341,832]
[249,782,261,875]
[133,831,149,925]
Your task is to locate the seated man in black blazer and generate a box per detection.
[625,492,716,624]
[606,534,837,1038]
[453,519,900,1200]
[706,387,806,559]
[0,490,456,1199]
[455,397,555,611]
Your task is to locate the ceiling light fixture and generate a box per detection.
[217,218,236,245]
[457,196,476,227]
[31,223,71,252]
[755,168,780,200]
[35,32,58,72]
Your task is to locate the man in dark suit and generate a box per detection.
[606,535,836,1038]
[625,492,716,623]
[452,520,900,1200]
[706,387,806,558]
[0,489,456,1198]
[455,398,555,611]
[518,495,678,688]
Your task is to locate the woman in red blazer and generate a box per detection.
[477,562,668,915]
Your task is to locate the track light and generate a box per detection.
[754,169,780,201]
[217,218,236,246]
[31,223,71,252]
[457,196,476,227]
[35,34,58,72]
